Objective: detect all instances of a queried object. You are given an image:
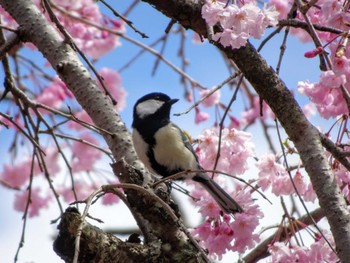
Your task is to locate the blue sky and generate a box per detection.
[0,1,329,263]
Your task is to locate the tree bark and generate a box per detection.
[53,207,159,263]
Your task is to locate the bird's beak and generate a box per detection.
[168,98,179,105]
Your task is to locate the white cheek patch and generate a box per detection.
[136,99,165,119]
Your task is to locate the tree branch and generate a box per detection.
[53,207,159,263]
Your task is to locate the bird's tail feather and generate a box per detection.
[193,173,243,215]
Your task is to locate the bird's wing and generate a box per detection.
[170,123,200,165]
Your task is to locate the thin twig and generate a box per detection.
[174,72,240,116]
[320,132,350,171]
[73,188,103,263]
[152,168,272,205]
[151,19,175,75]
[212,75,243,176]
[43,0,117,105]
[14,149,36,262]
[50,2,204,89]
[295,0,331,70]
[99,0,148,38]
[274,118,336,254]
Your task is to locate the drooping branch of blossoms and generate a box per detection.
[243,207,324,263]
[140,0,350,261]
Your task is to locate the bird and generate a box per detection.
[131,92,243,215]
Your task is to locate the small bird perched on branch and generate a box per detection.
[132,92,243,215]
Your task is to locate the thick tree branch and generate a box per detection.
[53,207,159,263]
[140,0,350,261]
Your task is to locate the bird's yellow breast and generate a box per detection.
[153,124,197,173]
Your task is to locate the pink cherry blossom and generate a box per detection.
[196,127,254,175]
[0,115,22,131]
[202,1,278,49]
[194,107,210,124]
[191,188,262,259]
[230,189,262,252]
[269,242,298,262]
[200,88,221,107]
[257,154,316,200]
[71,133,102,172]
[303,183,317,202]
[228,115,240,129]
[1,163,31,189]
[0,6,17,28]
[0,1,124,59]
[98,67,127,112]
[84,30,122,59]
[44,147,61,176]
[333,56,350,77]
[268,231,337,262]
[192,217,235,260]
[0,147,59,189]
[241,96,275,127]
[268,0,290,20]
[48,0,124,59]
[101,192,120,205]
[58,181,97,203]
[230,212,260,253]
[258,154,293,196]
[304,47,324,58]
[257,153,287,192]
[14,187,52,217]
[0,158,40,189]
[191,187,226,218]
[293,171,307,195]
[35,77,73,113]
[302,102,317,118]
[201,1,225,26]
[298,71,348,118]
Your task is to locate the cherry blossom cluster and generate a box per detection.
[0,68,125,216]
[332,147,350,204]
[0,136,119,217]
[194,89,277,129]
[257,153,316,201]
[298,70,348,119]
[239,96,275,127]
[201,0,279,49]
[191,187,262,260]
[196,127,255,175]
[186,87,220,124]
[188,127,261,258]
[268,231,337,262]
[0,0,124,59]
[194,87,221,124]
[46,0,125,59]
[268,0,350,119]
[32,67,126,116]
